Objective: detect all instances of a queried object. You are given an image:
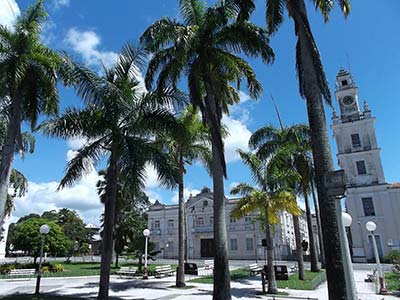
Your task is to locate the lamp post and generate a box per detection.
[143,228,150,279]
[35,224,50,295]
[366,221,388,294]
[341,212,358,300]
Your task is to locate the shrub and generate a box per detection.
[52,264,64,272]
[384,250,400,264]
[41,266,50,273]
[0,264,16,274]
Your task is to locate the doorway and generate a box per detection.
[201,238,214,257]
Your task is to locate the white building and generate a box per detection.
[331,69,400,262]
[147,187,309,260]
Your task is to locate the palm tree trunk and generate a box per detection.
[115,253,119,269]
[312,182,326,268]
[176,153,185,287]
[98,155,118,300]
[0,93,22,228]
[304,193,319,272]
[205,81,231,300]
[293,214,305,280]
[287,1,346,298]
[265,209,278,294]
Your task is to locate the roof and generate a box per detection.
[388,182,400,189]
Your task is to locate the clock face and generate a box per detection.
[342,95,354,106]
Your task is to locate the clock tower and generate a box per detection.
[331,68,400,262]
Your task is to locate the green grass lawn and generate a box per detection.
[277,270,326,290]
[0,262,174,279]
[189,268,326,291]
[385,272,400,292]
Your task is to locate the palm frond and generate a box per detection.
[59,138,105,189]
[179,0,205,25]
[266,0,285,35]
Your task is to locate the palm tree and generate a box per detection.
[141,1,273,298]
[161,105,211,287]
[0,0,60,226]
[250,124,309,279]
[267,126,319,273]
[40,44,183,300]
[0,106,35,235]
[230,150,301,294]
[235,0,351,297]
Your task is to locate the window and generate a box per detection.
[231,239,238,251]
[342,80,348,86]
[356,160,367,175]
[168,219,174,227]
[210,216,214,224]
[167,241,174,252]
[245,216,252,224]
[230,217,236,223]
[197,217,204,225]
[246,238,254,251]
[351,134,361,148]
[362,197,375,216]
[154,220,160,229]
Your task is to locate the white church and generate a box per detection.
[332,69,400,262]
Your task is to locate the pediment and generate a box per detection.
[186,195,214,211]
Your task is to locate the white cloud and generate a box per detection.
[238,90,251,104]
[11,170,103,226]
[0,0,20,27]
[223,115,252,163]
[51,0,70,10]
[171,188,201,204]
[65,28,118,68]
[67,137,87,150]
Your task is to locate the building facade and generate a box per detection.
[331,69,400,262]
[147,187,309,260]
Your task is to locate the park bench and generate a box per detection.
[155,265,174,278]
[204,260,214,270]
[116,266,137,278]
[8,269,36,279]
[248,263,262,276]
[289,264,298,273]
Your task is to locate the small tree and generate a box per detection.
[230,150,301,294]
[12,218,72,263]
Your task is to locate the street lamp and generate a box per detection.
[366,221,388,295]
[35,224,50,295]
[143,229,150,279]
[341,212,358,300]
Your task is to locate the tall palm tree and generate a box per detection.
[267,126,319,273]
[230,150,301,294]
[0,0,60,226]
[40,44,183,300]
[0,106,35,236]
[236,0,351,297]
[250,124,309,279]
[141,1,273,298]
[161,105,211,287]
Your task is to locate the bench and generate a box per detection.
[249,263,262,276]
[204,260,214,270]
[289,264,298,273]
[8,269,36,279]
[155,265,174,278]
[116,266,137,277]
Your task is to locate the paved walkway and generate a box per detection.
[0,270,396,299]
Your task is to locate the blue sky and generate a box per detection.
[2,0,400,225]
